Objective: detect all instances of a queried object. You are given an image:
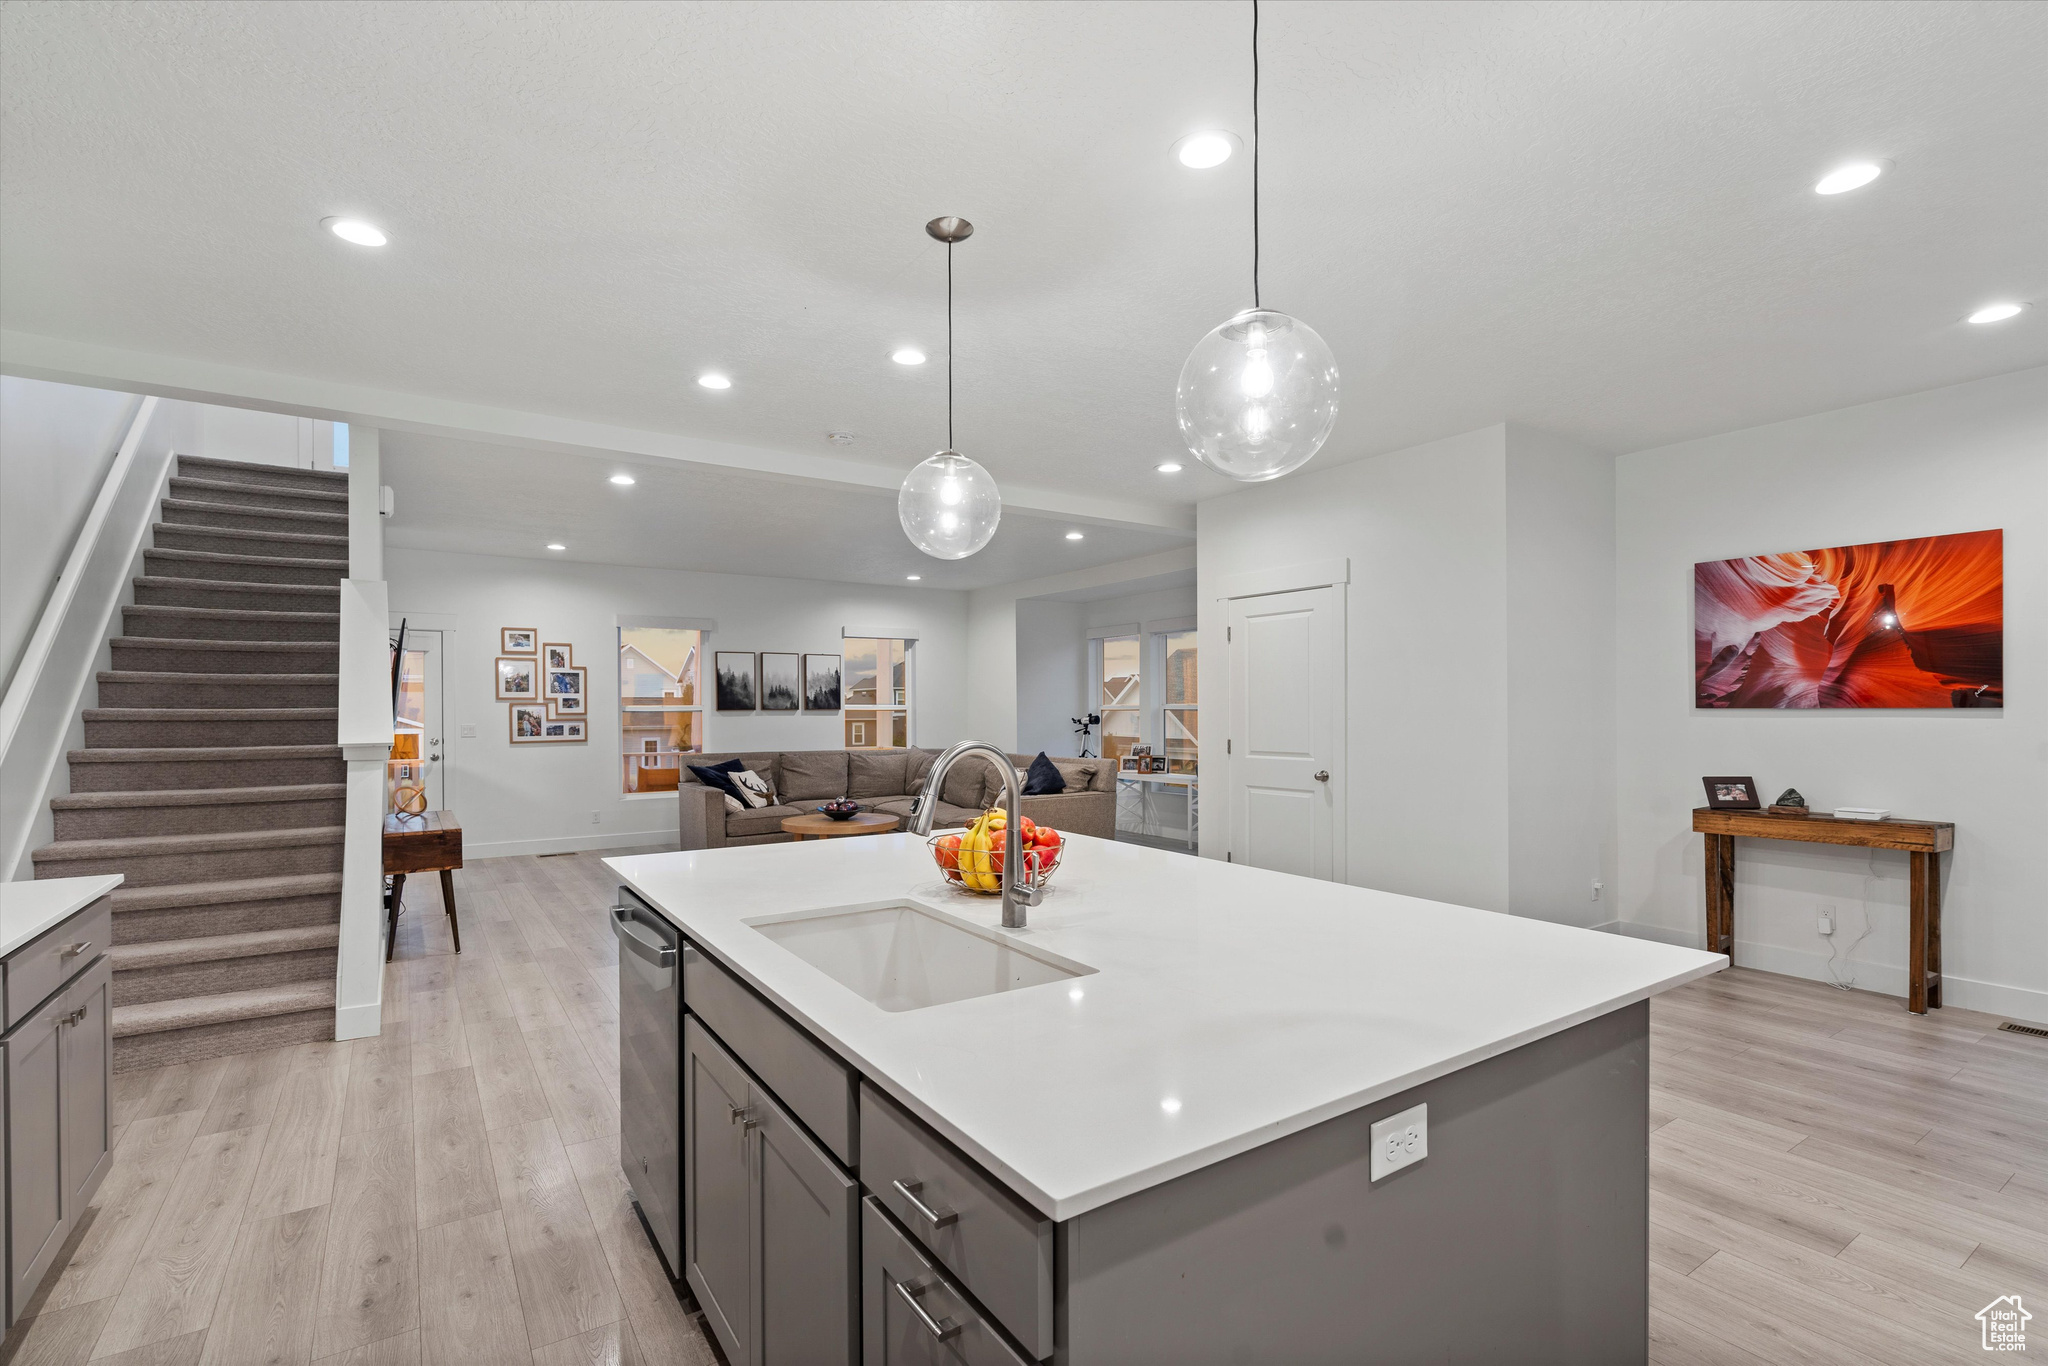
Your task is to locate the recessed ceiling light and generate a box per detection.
[546,543,566,551]
[1173,131,1238,169]
[1968,302,2025,325]
[827,431,858,445]
[697,373,732,390]
[892,348,927,366]
[905,574,922,581]
[1160,1097,1183,1114]
[1065,530,1085,541]
[1156,461,1184,473]
[322,217,388,246]
[1814,162,1882,195]
[608,474,635,486]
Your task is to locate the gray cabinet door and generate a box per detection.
[684,1016,754,1366]
[58,959,113,1218]
[862,1198,1031,1366]
[754,1084,856,1366]
[4,996,66,1326]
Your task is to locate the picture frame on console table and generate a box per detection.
[1701,776,1761,811]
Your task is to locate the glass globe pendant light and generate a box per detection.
[900,217,1001,559]
[1175,1,1339,482]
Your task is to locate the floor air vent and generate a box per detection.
[1998,1021,2048,1038]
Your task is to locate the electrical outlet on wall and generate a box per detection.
[1818,907,1835,937]
[591,811,601,825]
[1370,1103,1427,1181]
[459,724,477,739]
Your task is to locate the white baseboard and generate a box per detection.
[333,997,382,1041]
[1615,920,2048,1025]
[467,831,679,860]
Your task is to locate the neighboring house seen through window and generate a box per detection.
[844,637,911,748]
[619,626,703,793]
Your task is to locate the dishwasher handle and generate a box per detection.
[611,904,677,967]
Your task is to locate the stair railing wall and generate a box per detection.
[0,396,203,881]
[334,427,391,1039]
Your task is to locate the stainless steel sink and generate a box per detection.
[745,900,1093,1012]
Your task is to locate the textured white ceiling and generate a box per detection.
[4,0,2045,523]
[380,430,1192,589]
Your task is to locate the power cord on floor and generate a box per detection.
[1823,849,1880,990]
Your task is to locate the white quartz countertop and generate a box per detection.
[1,875,121,957]
[608,836,1723,1221]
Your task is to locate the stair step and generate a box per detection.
[152,522,351,562]
[112,981,336,1071]
[143,548,348,587]
[32,824,344,885]
[96,670,338,710]
[167,476,348,512]
[132,575,341,610]
[51,782,347,839]
[83,706,337,748]
[111,636,339,675]
[111,926,339,1006]
[175,455,348,492]
[121,602,340,643]
[110,871,341,943]
[159,497,351,536]
[65,744,345,792]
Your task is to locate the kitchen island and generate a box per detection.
[607,831,1722,1365]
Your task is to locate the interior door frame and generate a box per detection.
[1214,558,1349,882]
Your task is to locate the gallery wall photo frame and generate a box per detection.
[543,642,574,671]
[760,653,801,712]
[715,652,757,711]
[803,653,842,711]
[545,664,587,714]
[509,702,551,742]
[502,627,538,655]
[495,656,539,701]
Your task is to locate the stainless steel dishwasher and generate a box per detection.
[614,887,682,1278]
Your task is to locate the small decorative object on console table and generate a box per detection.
[1768,787,1808,815]
[1692,806,1952,1014]
[1701,776,1762,810]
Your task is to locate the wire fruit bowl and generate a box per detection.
[928,831,1064,895]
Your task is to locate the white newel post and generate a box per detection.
[335,429,390,1039]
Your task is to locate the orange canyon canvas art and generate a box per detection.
[1694,529,2002,708]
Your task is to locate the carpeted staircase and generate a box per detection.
[31,454,351,1071]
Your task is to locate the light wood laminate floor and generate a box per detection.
[3,850,2042,1364]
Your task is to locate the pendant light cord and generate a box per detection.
[1251,0,1260,309]
[947,240,954,449]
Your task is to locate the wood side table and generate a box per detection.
[780,812,900,841]
[383,810,463,962]
[1691,807,1952,1014]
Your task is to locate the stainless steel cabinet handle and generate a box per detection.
[728,1103,756,1130]
[892,1179,957,1228]
[610,906,676,966]
[61,1007,87,1026]
[1313,770,1330,783]
[894,1279,962,1341]
[62,940,92,959]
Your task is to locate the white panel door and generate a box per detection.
[1227,587,1341,880]
[389,627,445,812]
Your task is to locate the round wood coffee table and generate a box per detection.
[780,811,901,841]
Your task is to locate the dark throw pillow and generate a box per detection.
[1022,752,1066,796]
[687,759,746,805]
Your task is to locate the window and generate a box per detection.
[843,637,912,748]
[1161,628,1197,773]
[619,626,702,793]
[1098,634,1140,761]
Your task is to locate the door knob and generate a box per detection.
[429,754,442,763]
[1313,770,1330,783]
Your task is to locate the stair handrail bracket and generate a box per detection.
[334,577,393,1041]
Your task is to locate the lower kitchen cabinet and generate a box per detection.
[862,1197,1030,1366]
[684,1014,857,1366]
[3,939,112,1326]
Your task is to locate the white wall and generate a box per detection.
[1506,426,1617,927]
[1014,598,1084,757]
[195,403,337,470]
[388,547,971,857]
[1,376,139,691]
[1198,426,1515,910]
[1616,366,2047,1020]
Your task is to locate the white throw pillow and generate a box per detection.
[724,768,777,812]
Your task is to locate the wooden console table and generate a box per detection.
[1691,808,1952,1014]
[383,810,463,962]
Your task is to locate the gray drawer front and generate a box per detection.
[861,1083,1052,1360]
[4,900,111,1031]
[684,942,855,1166]
[862,1197,1031,1366]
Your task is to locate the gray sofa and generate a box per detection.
[677,748,1116,850]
